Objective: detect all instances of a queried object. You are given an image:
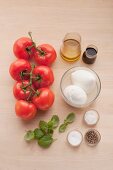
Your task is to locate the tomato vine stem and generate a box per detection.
[19,64,41,101]
[28,31,45,55]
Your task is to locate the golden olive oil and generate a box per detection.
[61,39,81,62]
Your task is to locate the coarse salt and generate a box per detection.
[67,130,83,147]
[84,110,99,126]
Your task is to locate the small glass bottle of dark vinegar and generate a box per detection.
[82,45,98,64]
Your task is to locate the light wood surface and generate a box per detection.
[0,0,113,169]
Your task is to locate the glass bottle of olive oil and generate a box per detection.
[60,32,81,62]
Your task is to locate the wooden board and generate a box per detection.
[0,0,113,169]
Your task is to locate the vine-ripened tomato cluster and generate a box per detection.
[9,32,57,120]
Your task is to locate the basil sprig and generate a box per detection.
[24,113,75,148]
[59,113,75,133]
[24,115,59,148]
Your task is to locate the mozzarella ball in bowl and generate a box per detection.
[71,70,96,94]
[60,67,101,108]
[64,85,87,106]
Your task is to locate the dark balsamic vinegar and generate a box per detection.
[82,47,97,64]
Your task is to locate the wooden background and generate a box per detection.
[0,0,113,169]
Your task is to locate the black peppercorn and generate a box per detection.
[85,129,101,146]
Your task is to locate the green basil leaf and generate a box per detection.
[39,121,48,133]
[48,121,54,129]
[38,135,53,148]
[65,113,75,124]
[50,115,60,129]
[24,130,34,141]
[48,128,54,136]
[34,128,44,139]
[59,124,67,133]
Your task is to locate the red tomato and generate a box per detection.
[34,44,57,66]
[15,100,37,120]
[9,59,31,81]
[32,88,54,110]
[13,80,34,100]
[13,37,36,60]
[33,66,54,89]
